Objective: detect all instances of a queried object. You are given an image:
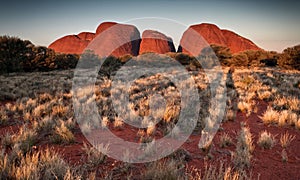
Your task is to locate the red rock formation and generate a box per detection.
[190,23,227,46]
[88,22,141,57]
[49,22,140,56]
[178,23,261,55]
[95,22,118,35]
[49,22,261,56]
[77,32,95,41]
[49,32,95,54]
[139,30,175,54]
[221,30,261,53]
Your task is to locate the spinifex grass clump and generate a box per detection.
[257,131,276,149]
[233,123,254,169]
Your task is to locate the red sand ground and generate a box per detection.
[0,99,299,179]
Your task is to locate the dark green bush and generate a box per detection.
[278,45,300,70]
[0,36,79,74]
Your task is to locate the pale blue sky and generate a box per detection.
[0,0,299,52]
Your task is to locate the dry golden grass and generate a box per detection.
[113,116,124,129]
[101,116,109,128]
[0,147,75,179]
[273,95,288,110]
[12,126,37,154]
[225,109,235,121]
[82,143,108,167]
[33,116,54,133]
[142,159,185,180]
[2,67,299,179]
[237,101,252,113]
[219,133,233,148]
[233,124,254,169]
[257,90,272,101]
[280,132,295,148]
[146,122,156,136]
[188,163,250,180]
[287,97,300,112]
[257,131,276,149]
[278,110,289,127]
[52,105,69,118]
[51,121,75,144]
[259,107,279,124]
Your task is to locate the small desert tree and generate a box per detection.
[278,45,300,70]
[0,36,33,73]
[210,44,232,66]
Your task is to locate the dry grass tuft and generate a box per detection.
[0,148,74,179]
[82,143,109,167]
[188,163,250,180]
[0,108,9,125]
[113,116,124,129]
[281,149,288,163]
[259,107,279,124]
[237,101,252,114]
[51,121,75,144]
[287,97,300,111]
[257,90,272,101]
[142,159,185,179]
[13,126,37,154]
[257,131,276,149]
[233,124,254,169]
[280,132,295,148]
[219,133,233,148]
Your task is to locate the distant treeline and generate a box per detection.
[0,36,299,74]
[209,44,300,70]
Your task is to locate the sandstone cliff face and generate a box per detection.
[139,30,175,54]
[95,22,118,35]
[49,22,140,56]
[190,23,227,46]
[89,22,141,57]
[49,32,95,54]
[178,23,261,55]
[77,32,95,41]
[49,22,261,56]
[221,30,261,53]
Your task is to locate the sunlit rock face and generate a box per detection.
[139,30,175,54]
[178,23,261,55]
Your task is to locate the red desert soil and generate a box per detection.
[0,99,299,179]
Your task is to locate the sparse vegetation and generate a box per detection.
[188,163,250,180]
[280,132,295,148]
[113,116,124,129]
[259,107,279,124]
[233,124,254,169]
[0,148,76,179]
[82,143,108,167]
[257,131,276,149]
[281,149,288,163]
[51,121,75,144]
[219,133,233,148]
[13,126,37,154]
[142,159,185,179]
[0,47,299,179]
